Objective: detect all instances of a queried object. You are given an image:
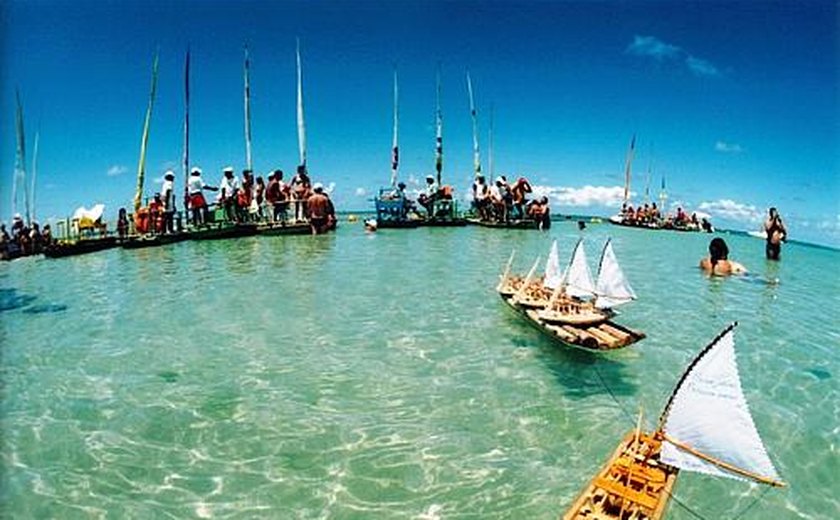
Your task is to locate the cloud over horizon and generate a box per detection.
[626,35,722,77]
[698,198,762,222]
[533,184,627,208]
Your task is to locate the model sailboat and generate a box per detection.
[497,240,645,351]
[595,239,637,309]
[564,323,784,519]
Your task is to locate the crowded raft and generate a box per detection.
[610,202,713,233]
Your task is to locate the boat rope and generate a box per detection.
[591,363,635,426]
[730,485,773,519]
[590,363,713,520]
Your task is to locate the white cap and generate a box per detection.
[495,176,504,184]
[426,174,434,180]
[13,213,22,220]
[313,182,324,192]
[223,166,234,174]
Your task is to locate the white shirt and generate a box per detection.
[161,179,175,208]
[219,176,240,198]
[188,176,206,195]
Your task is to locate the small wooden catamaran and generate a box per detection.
[563,322,784,519]
[498,239,644,351]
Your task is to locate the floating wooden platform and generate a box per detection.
[467,217,540,229]
[254,221,312,236]
[563,431,678,520]
[44,236,119,258]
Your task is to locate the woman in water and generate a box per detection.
[700,237,747,276]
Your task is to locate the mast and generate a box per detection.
[183,47,191,204]
[134,50,159,213]
[14,90,28,224]
[466,71,481,177]
[622,134,636,204]
[244,46,253,172]
[390,68,399,187]
[30,131,38,223]
[296,38,307,170]
[435,66,443,185]
[659,174,667,212]
[488,103,494,179]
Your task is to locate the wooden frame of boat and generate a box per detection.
[121,232,188,249]
[467,217,540,229]
[254,221,312,236]
[563,431,677,520]
[500,291,644,352]
[44,236,119,258]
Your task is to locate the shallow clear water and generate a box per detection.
[1,221,837,519]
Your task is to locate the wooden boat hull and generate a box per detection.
[121,233,188,249]
[563,432,678,520]
[44,236,119,258]
[500,293,644,352]
[187,222,258,240]
[255,221,312,236]
[376,219,421,229]
[417,217,468,227]
[467,217,540,229]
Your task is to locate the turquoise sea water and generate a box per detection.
[1,221,838,519]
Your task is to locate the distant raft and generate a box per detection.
[563,323,784,519]
[497,239,644,352]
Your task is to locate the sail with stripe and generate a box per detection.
[13,90,27,223]
[30,131,38,223]
[659,324,784,486]
[435,67,443,185]
[622,134,636,205]
[182,48,191,203]
[296,38,307,170]
[562,239,596,298]
[390,69,399,187]
[594,239,636,309]
[466,72,481,177]
[544,240,563,290]
[244,46,253,172]
[134,51,159,212]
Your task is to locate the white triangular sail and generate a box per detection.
[466,72,481,177]
[562,239,595,298]
[595,239,636,309]
[660,326,782,485]
[544,240,562,290]
[296,38,307,169]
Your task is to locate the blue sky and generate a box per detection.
[1,1,837,246]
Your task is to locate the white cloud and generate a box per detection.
[355,187,367,197]
[107,165,128,177]
[626,35,681,61]
[686,56,720,77]
[533,185,627,208]
[698,199,762,223]
[715,141,743,153]
[627,35,721,78]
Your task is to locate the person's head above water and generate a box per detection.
[709,237,729,263]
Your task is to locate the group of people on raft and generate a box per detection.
[126,164,336,237]
[0,214,53,260]
[471,174,551,228]
[617,202,713,232]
